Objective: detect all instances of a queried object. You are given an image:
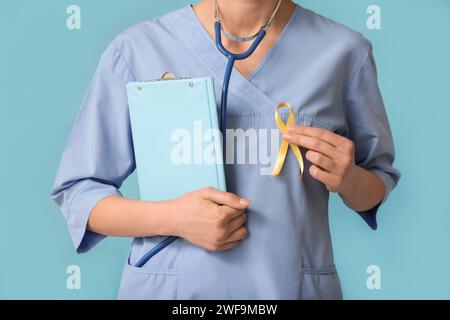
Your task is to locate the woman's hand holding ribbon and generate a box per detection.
[283,125,358,194]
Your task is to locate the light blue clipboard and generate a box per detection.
[127,76,227,266]
[127,76,227,204]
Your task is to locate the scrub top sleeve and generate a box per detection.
[51,36,136,253]
[344,41,401,230]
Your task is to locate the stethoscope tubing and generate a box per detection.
[135,236,178,268]
[215,21,267,155]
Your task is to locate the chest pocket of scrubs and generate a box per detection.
[118,237,186,300]
[297,112,347,138]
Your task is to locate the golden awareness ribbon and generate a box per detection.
[271,102,304,178]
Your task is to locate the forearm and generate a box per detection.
[86,189,250,252]
[339,165,386,212]
[87,195,177,238]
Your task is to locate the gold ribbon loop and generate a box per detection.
[271,102,304,178]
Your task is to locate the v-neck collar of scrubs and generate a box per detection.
[169,4,302,116]
[187,3,300,81]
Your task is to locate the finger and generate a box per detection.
[204,188,250,209]
[309,165,337,187]
[218,206,245,222]
[283,133,337,158]
[217,241,240,251]
[288,125,355,154]
[226,226,248,243]
[305,150,335,172]
[224,212,247,236]
[287,125,346,148]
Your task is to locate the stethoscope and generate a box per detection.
[135,0,283,268]
[214,0,282,155]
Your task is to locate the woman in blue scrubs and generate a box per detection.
[51,0,400,299]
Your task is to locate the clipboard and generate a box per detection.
[126,73,227,267]
[127,73,227,203]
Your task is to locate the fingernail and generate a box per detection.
[283,133,292,139]
[240,199,250,206]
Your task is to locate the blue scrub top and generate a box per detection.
[51,4,400,299]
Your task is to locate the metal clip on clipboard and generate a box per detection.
[145,72,191,82]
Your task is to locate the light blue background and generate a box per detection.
[1,0,449,299]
